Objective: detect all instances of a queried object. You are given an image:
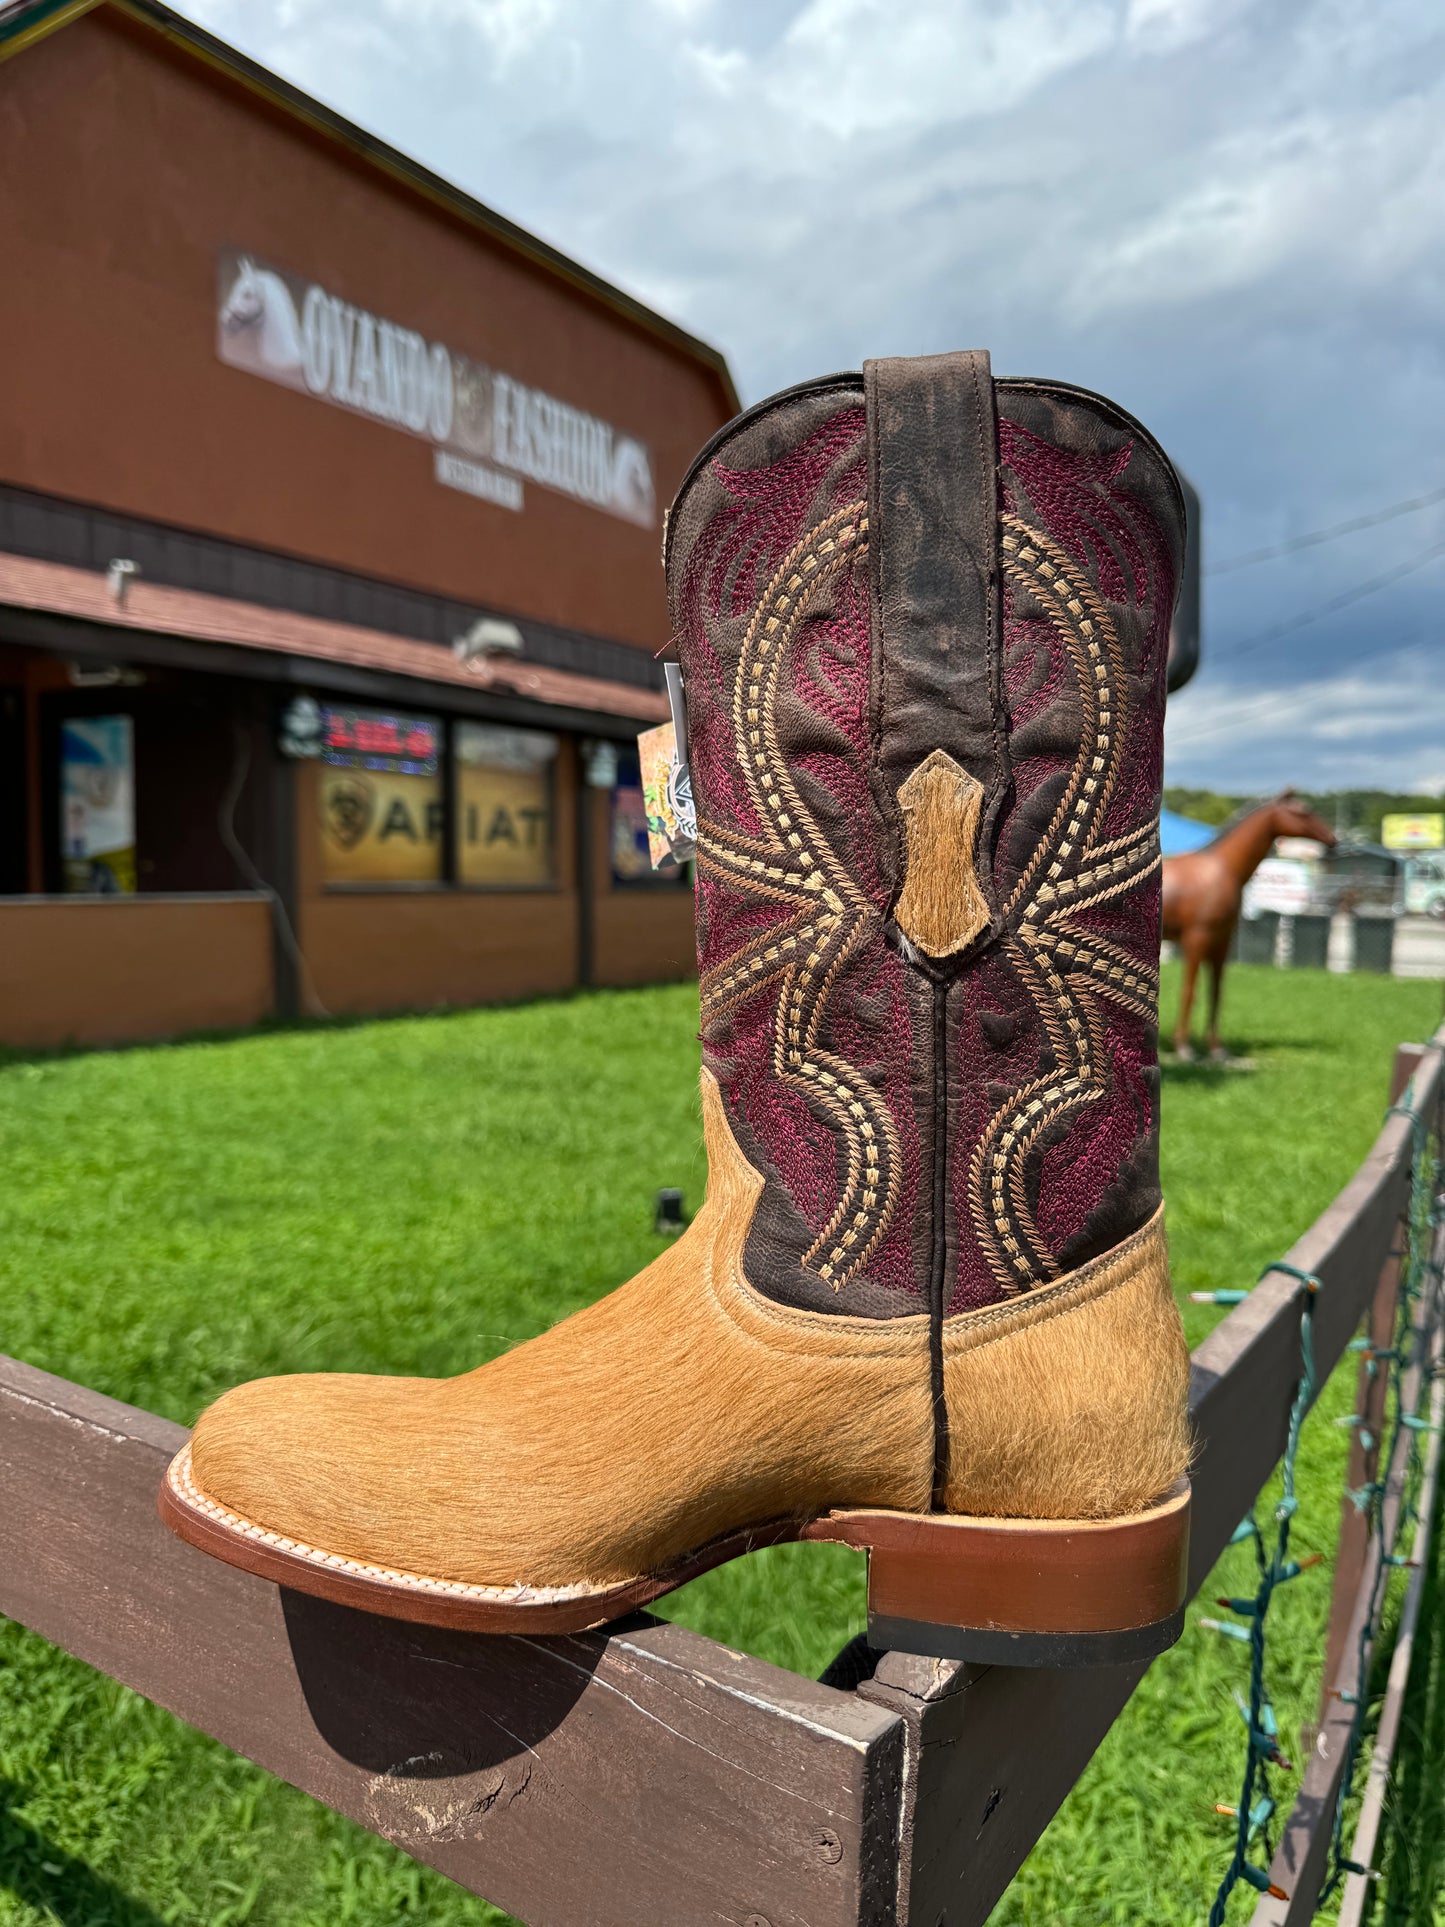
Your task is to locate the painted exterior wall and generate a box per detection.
[0,7,731,654]
[0,895,274,1047]
[293,751,582,1017]
[293,760,695,1017]
[0,5,709,1044]
[586,787,696,989]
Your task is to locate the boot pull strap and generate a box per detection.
[863,349,1009,960]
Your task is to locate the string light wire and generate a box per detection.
[1203,1052,1444,1919]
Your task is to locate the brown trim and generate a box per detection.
[0,485,666,695]
[0,583,664,741]
[0,0,740,419]
[1,606,647,741]
[321,883,566,898]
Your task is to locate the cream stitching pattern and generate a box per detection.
[941,1209,1163,1356]
[698,503,902,1290]
[167,1447,631,1602]
[968,517,1161,1294]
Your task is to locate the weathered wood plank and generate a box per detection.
[858,1029,1445,1927]
[0,1354,906,1927]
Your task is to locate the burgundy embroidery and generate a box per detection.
[949,423,1173,1306]
[683,412,920,1296]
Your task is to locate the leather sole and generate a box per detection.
[159,1446,1190,1665]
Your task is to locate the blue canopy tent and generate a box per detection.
[1159,809,1216,857]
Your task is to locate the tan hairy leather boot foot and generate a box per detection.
[162,351,1193,1664]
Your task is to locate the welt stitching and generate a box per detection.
[945,1240,1154,1356]
[942,1208,1160,1341]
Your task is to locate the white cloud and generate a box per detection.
[1166,648,1445,791]
[773,0,1116,137]
[167,0,1445,790]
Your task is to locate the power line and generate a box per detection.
[1206,533,1445,666]
[1167,688,1309,750]
[1207,484,1445,575]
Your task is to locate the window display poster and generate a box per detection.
[455,724,555,886]
[61,715,136,894]
[319,703,443,883]
[611,785,652,881]
[320,766,443,883]
[1242,856,1314,916]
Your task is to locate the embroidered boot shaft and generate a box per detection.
[668,354,1184,1495]
[163,352,1193,1663]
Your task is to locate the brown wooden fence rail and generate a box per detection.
[2,1022,1443,1927]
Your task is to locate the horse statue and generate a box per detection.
[1161,790,1337,1059]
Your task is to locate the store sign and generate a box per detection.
[321,705,439,776]
[1382,813,1444,851]
[320,704,442,884]
[456,723,555,887]
[61,715,136,894]
[217,251,656,527]
[320,766,443,884]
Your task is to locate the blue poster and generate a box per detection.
[61,715,136,894]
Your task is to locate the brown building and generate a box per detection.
[0,0,735,1048]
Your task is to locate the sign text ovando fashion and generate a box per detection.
[216,251,656,528]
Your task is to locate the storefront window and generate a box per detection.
[454,723,556,886]
[319,703,442,885]
[61,714,136,893]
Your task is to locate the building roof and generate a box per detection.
[1159,809,1216,857]
[0,549,669,728]
[0,0,740,418]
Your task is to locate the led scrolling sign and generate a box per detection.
[216,251,657,527]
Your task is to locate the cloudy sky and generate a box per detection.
[184,0,1445,796]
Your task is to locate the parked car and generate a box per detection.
[1404,852,1445,920]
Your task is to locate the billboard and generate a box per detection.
[1382,813,1444,851]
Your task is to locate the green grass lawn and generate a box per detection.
[1,964,1441,1927]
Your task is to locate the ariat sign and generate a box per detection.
[216,250,656,527]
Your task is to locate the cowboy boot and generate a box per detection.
[162,351,1193,1664]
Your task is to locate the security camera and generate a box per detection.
[106,558,139,606]
[453,617,524,665]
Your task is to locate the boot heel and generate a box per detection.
[804,1479,1190,1667]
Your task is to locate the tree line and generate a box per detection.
[1163,789,1443,843]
